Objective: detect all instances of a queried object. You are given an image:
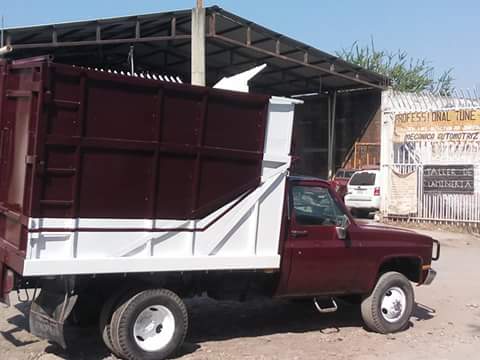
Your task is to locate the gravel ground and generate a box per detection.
[0,225,479,360]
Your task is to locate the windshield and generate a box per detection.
[350,172,376,186]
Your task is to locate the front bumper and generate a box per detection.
[423,268,437,285]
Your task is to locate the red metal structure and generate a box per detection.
[0,57,270,270]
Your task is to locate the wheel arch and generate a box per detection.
[376,256,423,285]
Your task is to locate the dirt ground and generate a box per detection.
[0,225,479,360]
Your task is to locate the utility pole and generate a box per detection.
[191,0,206,86]
[1,16,4,48]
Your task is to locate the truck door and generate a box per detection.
[283,182,360,296]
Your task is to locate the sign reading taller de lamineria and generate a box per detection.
[381,90,480,224]
[423,165,474,194]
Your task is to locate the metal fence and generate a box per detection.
[381,90,480,225]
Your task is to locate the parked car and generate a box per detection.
[345,169,382,217]
[0,58,439,360]
[332,168,358,200]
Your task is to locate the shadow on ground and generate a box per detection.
[412,302,435,322]
[185,297,362,343]
[0,298,436,359]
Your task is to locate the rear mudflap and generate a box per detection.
[0,248,14,305]
[29,285,78,349]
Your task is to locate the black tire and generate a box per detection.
[99,294,117,354]
[113,289,188,360]
[110,290,143,359]
[99,288,133,355]
[361,271,414,334]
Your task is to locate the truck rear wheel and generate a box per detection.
[99,288,133,355]
[111,289,188,360]
[99,293,117,354]
[361,271,414,334]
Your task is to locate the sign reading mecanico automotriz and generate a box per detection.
[423,165,474,194]
[393,109,480,142]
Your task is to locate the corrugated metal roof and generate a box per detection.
[2,6,389,95]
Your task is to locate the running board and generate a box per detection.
[313,297,338,313]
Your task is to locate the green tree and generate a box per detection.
[336,40,454,95]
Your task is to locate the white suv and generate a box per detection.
[344,170,381,217]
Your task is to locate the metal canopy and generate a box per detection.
[2,6,389,95]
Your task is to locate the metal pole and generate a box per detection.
[327,91,337,179]
[331,90,337,176]
[327,95,332,178]
[1,16,4,48]
[128,46,135,74]
[191,2,206,85]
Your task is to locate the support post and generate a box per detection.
[327,90,337,179]
[191,3,206,86]
[1,16,4,48]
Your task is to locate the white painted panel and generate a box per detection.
[23,97,301,276]
[23,255,281,276]
[30,233,73,260]
[264,98,298,159]
[256,176,287,255]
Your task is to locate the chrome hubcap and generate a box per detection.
[133,305,175,352]
[380,286,406,323]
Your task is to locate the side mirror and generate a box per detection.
[336,226,348,240]
[335,215,350,240]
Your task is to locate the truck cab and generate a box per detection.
[276,176,438,332]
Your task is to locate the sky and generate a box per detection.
[1,0,479,90]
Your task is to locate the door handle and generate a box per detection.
[290,229,308,238]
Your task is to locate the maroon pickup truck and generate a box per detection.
[0,57,439,360]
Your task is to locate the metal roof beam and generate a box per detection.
[13,29,48,43]
[261,61,329,76]
[212,34,384,89]
[254,69,357,90]
[202,40,318,86]
[207,36,272,58]
[140,16,191,38]
[57,27,86,40]
[10,34,191,50]
[212,47,302,71]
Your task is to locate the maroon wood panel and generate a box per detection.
[0,58,270,223]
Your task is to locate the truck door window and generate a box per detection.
[291,186,345,226]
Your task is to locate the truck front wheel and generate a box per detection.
[110,288,188,360]
[361,271,414,334]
